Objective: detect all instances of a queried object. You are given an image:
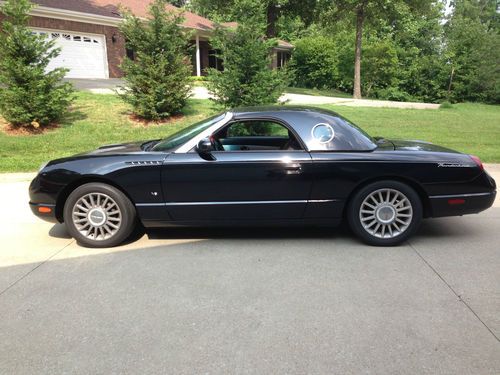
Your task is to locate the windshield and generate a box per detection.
[152,113,225,152]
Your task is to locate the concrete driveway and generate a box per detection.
[67,78,440,109]
[0,168,499,374]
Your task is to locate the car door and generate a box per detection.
[161,119,313,222]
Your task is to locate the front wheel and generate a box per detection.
[64,183,137,248]
[347,181,422,246]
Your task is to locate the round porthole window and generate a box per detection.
[311,123,335,144]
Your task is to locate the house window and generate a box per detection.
[277,51,291,69]
[208,49,223,72]
[126,48,135,61]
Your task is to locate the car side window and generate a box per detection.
[214,120,303,151]
[227,121,288,137]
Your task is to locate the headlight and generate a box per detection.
[38,161,49,173]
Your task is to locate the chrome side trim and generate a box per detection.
[165,200,308,206]
[429,192,493,199]
[137,200,306,207]
[308,199,338,203]
[136,199,339,207]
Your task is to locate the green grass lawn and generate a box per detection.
[0,92,499,172]
[0,93,219,172]
[285,86,352,98]
[318,103,500,162]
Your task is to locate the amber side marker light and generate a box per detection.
[38,206,52,213]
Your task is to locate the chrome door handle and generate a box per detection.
[282,165,302,175]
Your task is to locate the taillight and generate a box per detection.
[470,155,483,171]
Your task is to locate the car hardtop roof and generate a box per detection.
[231,105,342,118]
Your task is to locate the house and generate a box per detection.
[0,0,293,79]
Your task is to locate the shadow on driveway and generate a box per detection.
[48,214,481,245]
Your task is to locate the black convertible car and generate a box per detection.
[29,106,496,248]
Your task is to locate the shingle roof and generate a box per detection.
[33,0,215,31]
[31,0,293,46]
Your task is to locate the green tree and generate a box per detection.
[0,0,74,128]
[323,0,432,99]
[289,33,340,89]
[119,0,192,120]
[361,37,398,98]
[444,0,499,103]
[389,1,447,102]
[206,15,289,107]
[189,0,319,38]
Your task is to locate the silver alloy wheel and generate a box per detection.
[359,188,413,239]
[72,192,122,241]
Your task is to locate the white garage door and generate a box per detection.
[33,29,108,79]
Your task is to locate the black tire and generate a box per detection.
[63,182,137,248]
[347,180,422,246]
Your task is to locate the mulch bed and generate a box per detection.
[129,113,185,126]
[0,118,60,135]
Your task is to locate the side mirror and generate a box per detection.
[196,137,215,160]
[196,137,214,154]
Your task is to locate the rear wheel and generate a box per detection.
[347,181,422,246]
[64,183,136,248]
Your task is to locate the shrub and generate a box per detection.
[289,35,340,89]
[439,101,454,109]
[206,19,288,108]
[361,38,399,98]
[0,0,74,128]
[119,0,192,120]
[373,87,412,102]
[189,76,207,82]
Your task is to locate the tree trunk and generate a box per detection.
[353,1,366,99]
[447,66,455,98]
[266,3,279,38]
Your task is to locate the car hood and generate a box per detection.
[42,140,164,170]
[388,139,460,154]
[81,140,159,156]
